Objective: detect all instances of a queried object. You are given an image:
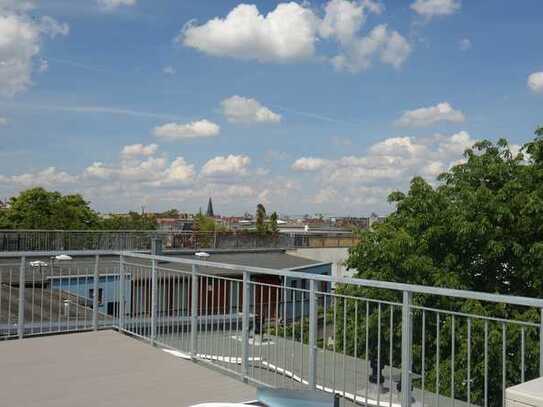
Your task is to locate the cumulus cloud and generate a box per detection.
[39,16,69,38]
[395,102,465,127]
[0,167,77,188]
[153,119,220,140]
[201,155,251,177]
[331,24,411,72]
[97,0,136,10]
[459,38,471,51]
[291,157,330,172]
[120,143,159,158]
[289,131,477,211]
[0,6,68,96]
[528,72,543,94]
[161,157,195,184]
[179,1,410,73]
[221,95,281,124]
[410,0,461,18]
[180,3,319,63]
[319,0,382,44]
[162,65,176,75]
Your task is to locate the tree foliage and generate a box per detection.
[269,211,279,233]
[100,211,157,230]
[256,203,267,234]
[0,187,157,230]
[0,187,100,229]
[338,128,543,405]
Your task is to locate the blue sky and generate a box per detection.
[0,0,542,216]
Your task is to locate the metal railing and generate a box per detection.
[1,251,542,407]
[0,230,359,252]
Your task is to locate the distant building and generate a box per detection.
[156,217,193,231]
[206,197,214,217]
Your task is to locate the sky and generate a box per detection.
[0,0,541,216]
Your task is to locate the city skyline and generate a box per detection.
[0,0,542,215]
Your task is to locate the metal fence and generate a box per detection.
[1,251,542,407]
[0,230,359,252]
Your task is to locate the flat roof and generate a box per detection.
[0,249,330,277]
[0,330,256,407]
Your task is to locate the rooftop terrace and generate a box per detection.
[0,330,256,407]
[1,248,542,406]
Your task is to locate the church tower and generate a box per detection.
[206,197,214,217]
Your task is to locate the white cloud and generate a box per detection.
[39,16,69,38]
[1,167,77,188]
[179,1,410,72]
[319,0,381,44]
[528,72,543,94]
[162,65,176,75]
[180,3,319,63]
[0,0,36,12]
[459,38,471,51]
[201,155,251,177]
[153,119,220,140]
[0,117,7,126]
[291,157,330,172]
[410,0,461,18]
[395,102,465,127]
[120,143,159,158]
[221,95,281,124]
[290,131,477,212]
[97,0,136,11]
[38,58,48,72]
[84,162,113,179]
[0,7,68,97]
[331,24,411,72]
[161,157,195,184]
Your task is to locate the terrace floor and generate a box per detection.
[0,330,257,407]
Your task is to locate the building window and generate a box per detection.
[89,288,103,305]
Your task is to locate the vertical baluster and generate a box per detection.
[484,320,488,407]
[241,271,250,381]
[18,256,26,339]
[467,318,471,407]
[190,264,198,357]
[451,315,455,406]
[93,255,99,331]
[308,280,318,388]
[521,326,525,383]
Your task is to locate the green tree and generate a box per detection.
[157,209,179,218]
[337,128,543,405]
[256,203,267,234]
[0,187,100,229]
[269,211,279,233]
[100,211,157,230]
[193,213,226,248]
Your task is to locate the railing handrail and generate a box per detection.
[121,251,543,308]
[0,229,356,235]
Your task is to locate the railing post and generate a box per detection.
[308,279,318,388]
[18,256,25,339]
[401,290,413,407]
[241,271,251,381]
[540,308,543,377]
[92,255,100,331]
[118,255,125,330]
[190,264,199,358]
[151,259,158,345]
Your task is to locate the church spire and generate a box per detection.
[206,197,214,217]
